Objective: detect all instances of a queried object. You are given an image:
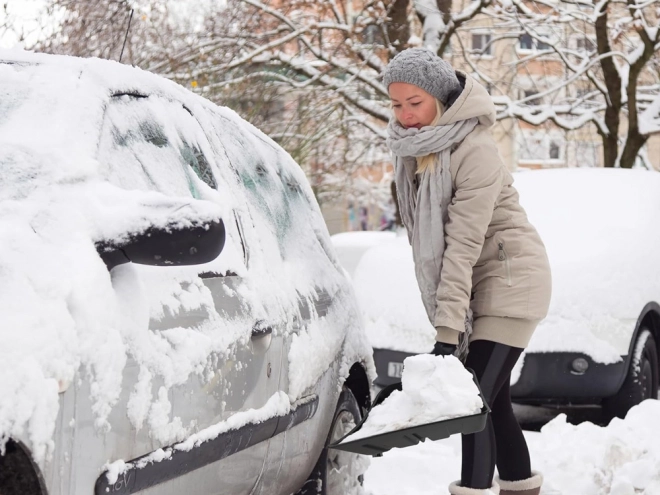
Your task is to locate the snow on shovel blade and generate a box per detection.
[329,369,490,457]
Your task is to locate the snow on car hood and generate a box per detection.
[516,168,660,361]
[351,233,436,354]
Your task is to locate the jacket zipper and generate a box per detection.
[498,242,512,287]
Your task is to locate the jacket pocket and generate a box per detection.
[498,241,512,287]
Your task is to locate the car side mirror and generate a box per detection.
[96,219,226,271]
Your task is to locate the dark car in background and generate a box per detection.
[333,169,660,421]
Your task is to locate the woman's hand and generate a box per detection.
[431,341,457,356]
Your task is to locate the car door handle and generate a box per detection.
[251,323,273,339]
[251,322,273,354]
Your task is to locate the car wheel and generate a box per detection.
[0,440,46,495]
[296,386,367,495]
[603,328,659,421]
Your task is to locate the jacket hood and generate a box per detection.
[439,71,496,128]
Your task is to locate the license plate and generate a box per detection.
[387,361,404,378]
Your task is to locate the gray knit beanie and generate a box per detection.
[382,48,461,105]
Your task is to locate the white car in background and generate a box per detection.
[330,231,397,280]
[0,50,374,495]
[334,168,660,421]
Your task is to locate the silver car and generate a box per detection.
[0,51,373,495]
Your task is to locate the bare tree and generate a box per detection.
[150,0,494,211]
[482,0,660,168]
[33,0,659,212]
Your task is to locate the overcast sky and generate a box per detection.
[0,0,225,50]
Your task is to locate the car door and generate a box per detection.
[252,154,345,495]
[83,93,284,495]
[200,115,348,494]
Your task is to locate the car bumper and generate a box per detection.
[373,348,628,405]
[511,352,627,404]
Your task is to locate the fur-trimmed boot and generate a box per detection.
[495,471,543,495]
[448,481,500,495]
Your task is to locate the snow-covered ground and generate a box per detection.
[362,399,660,495]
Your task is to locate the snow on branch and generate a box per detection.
[639,93,660,136]
[414,0,447,53]
[272,51,391,122]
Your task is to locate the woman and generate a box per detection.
[382,48,552,495]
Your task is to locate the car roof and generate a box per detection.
[0,49,309,197]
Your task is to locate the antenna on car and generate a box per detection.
[119,8,134,63]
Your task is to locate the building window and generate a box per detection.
[576,37,596,52]
[549,141,560,160]
[524,90,541,106]
[537,38,551,51]
[518,131,566,165]
[363,24,381,45]
[519,33,552,52]
[519,33,533,51]
[472,33,492,56]
[576,88,589,99]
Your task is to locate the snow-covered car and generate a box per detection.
[330,231,397,280]
[339,168,660,421]
[0,50,374,495]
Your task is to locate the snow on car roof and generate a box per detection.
[351,168,660,362]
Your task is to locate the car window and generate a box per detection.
[181,138,217,190]
[96,94,247,275]
[97,94,216,198]
[188,107,339,279]
[210,123,297,247]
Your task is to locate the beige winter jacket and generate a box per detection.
[427,72,552,348]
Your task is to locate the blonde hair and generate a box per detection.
[415,99,445,174]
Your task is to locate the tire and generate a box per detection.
[603,328,659,421]
[296,386,367,495]
[0,440,46,495]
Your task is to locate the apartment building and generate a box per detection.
[447,0,660,171]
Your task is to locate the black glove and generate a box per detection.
[431,341,457,356]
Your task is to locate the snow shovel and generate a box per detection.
[329,369,490,457]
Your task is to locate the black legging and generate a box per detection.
[461,340,532,489]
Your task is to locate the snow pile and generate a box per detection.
[342,354,482,442]
[531,400,660,494]
[352,235,436,354]
[363,399,660,495]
